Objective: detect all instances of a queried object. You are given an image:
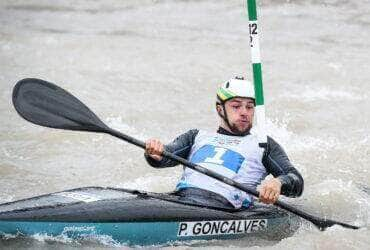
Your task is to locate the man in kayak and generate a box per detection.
[145,76,303,209]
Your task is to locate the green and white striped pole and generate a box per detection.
[246,0,267,147]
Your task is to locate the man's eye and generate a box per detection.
[232,105,241,109]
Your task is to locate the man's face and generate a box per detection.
[222,97,255,134]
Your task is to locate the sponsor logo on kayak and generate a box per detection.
[177,219,267,237]
[63,226,96,234]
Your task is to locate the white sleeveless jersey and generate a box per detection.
[176,130,267,208]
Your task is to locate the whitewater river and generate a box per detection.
[0,0,369,249]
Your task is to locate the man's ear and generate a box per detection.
[216,104,222,113]
[216,104,226,119]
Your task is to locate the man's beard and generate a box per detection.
[228,122,252,136]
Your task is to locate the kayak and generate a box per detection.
[0,186,300,246]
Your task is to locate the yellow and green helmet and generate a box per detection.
[216,76,255,104]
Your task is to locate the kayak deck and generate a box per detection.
[0,187,300,245]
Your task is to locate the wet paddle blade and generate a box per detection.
[12,78,108,132]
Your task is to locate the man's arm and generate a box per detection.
[145,129,199,168]
[262,136,304,197]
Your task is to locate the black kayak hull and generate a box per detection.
[0,187,300,245]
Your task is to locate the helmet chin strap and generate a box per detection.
[217,103,250,136]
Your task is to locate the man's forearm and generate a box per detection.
[263,137,304,197]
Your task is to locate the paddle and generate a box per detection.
[12,78,360,230]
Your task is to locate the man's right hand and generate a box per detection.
[145,139,164,161]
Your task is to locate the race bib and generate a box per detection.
[190,145,245,173]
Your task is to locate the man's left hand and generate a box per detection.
[259,178,282,204]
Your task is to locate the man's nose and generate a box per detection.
[239,106,249,115]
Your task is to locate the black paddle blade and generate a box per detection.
[12,78,109,132]
[313,218,360,231]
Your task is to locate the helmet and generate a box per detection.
[216,76,255,104]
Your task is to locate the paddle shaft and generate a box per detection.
[107,128,359,230]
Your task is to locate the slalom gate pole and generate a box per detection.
[246,0,267,147]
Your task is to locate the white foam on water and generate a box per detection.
[264,117,337,153]
[105,116,149,141]
[303,179,370,227]
[0,194,15,203]
[281,85,365,102]
[31,233,75,244]
[30,232,130,248]
[79,234,124,247]
[249,224,370,250]
[0,232,20,240]
[327,62,342,72]
[119,173,179,193]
